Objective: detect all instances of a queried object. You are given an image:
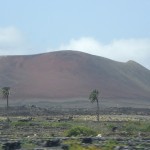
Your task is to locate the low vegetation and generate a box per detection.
[0,114,149,149]
[0,104,149,149]
[66,126,97,137]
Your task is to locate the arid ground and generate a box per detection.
[0,98,149,150]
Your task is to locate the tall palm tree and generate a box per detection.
[89,89,100,122]
[2,87,10,109]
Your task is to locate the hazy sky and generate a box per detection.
[0,0,150,69]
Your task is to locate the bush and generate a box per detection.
[102,140,118,150]
[66,126,97,137]
[123,121,150,133]
[11,121,30,127]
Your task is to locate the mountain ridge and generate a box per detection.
[0,50,150,100]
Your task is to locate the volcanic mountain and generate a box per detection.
[0,50,150,100]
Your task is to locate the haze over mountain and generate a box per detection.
[0,50,150,100]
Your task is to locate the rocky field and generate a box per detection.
[0,105,149,150]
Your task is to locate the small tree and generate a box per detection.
[89,89,100,122]
[1,87,10,121]
[2,87,10,110]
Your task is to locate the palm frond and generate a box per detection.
[89,89,99,103]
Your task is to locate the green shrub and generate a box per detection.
[123,121,150,133]
[11,121,30,127]
[102,140,118,150]
[64,140,102,150]
[144,124,150,132]
[66,126,97,137]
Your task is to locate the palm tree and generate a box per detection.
[89,89,100,122]
[2,87,10,110]
[1,87,10,121]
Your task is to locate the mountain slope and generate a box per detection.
[0,50,150,99]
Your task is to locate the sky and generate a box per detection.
[0,0,150,69]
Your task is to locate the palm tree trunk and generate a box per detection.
[96,100,100,122]
[6,95,9,121]
[6,95,9,109]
